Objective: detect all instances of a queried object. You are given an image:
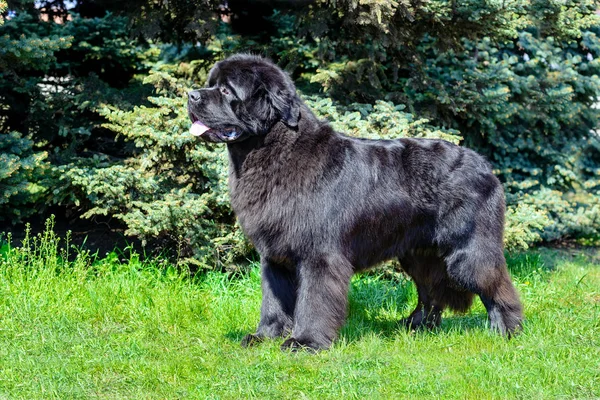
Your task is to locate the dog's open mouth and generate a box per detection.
[190,120,210,136]
[188,111,241,142]
[189,113,210,137]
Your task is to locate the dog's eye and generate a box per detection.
[220,87,230,96]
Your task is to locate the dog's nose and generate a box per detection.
[188,90,201,103]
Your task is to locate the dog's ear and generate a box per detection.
[269,87,300,129]
[283,97,300,128]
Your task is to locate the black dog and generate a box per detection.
[187,54,523,351]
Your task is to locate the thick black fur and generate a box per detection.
[187,54,523,351]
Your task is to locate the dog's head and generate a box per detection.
[187,54,300,143]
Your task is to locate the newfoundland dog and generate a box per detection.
[187,54,523,351]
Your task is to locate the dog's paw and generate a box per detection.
[280,337,325,353]
[400,310,441,331]
[241,333,264,348]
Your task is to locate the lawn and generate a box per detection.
[0,228,599,399]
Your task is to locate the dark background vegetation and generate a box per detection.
[1,0,600,269]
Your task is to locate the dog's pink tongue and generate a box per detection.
[190,121,210,136]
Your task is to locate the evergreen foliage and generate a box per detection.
[0,120,50,223]
[289,0,600,243]
[0,10,155,221]
[0,12,153,155]
[0,0,5,23]
[61,68,251,268]
[385,28,600,242]
[0,2,58,222]
[1,0,599,265]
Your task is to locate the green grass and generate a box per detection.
[0,228,599,399]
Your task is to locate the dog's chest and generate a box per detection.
[226,137,330,254]
[228,143,305,212]
[228,163,318,255]
[229,169,298,225]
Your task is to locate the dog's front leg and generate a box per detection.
[281,255,352,352]
[241,258,297,347]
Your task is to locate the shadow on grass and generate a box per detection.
[340,276,492,344]
[224,329,250,343]
[227,251,551,348]
[226,306,502,349]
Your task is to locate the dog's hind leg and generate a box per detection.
[444,247,523,336]
[401,284,444,330]
[399,253,444,330]
[437,175,523,335]
[241,258,297,347]
[479,272,523,336]
[399,252,474,330]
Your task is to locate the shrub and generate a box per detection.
[0,0,6,24]
[0,11,155,221]
[288,0,600,243]
[0,7,69,223]
[3,0,593,260]
[61,69,250,268]
[0,132,50,222]
[0,12,154,154]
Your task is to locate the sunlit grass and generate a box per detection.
[0,224,598,398]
